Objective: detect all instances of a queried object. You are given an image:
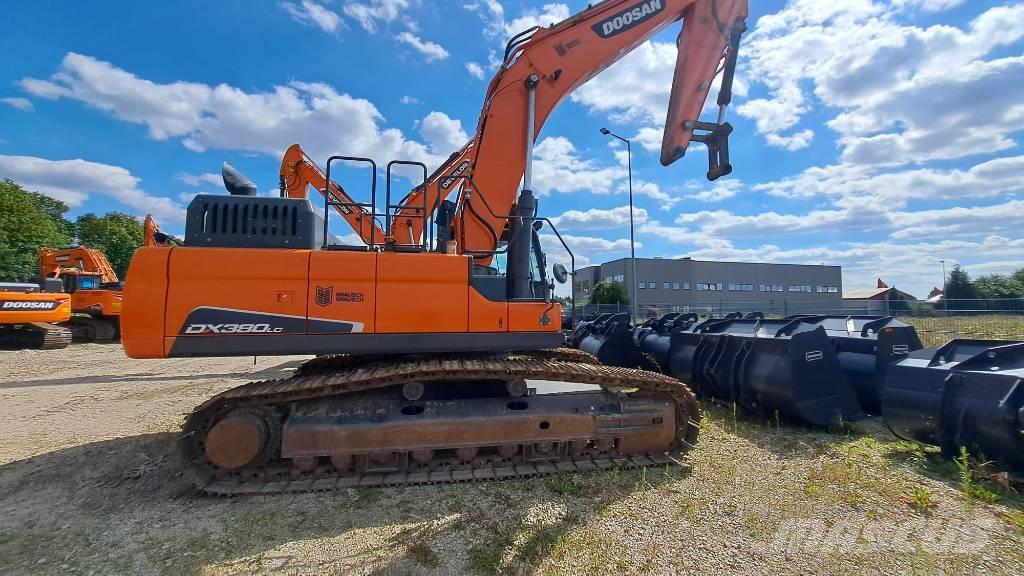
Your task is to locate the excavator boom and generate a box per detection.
[284,0,747,251]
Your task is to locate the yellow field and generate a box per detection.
[898,315,1024,347]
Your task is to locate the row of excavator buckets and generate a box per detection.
[568,312,1024,479]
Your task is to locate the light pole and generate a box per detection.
[600,127,638,321]
[940,259,947,293]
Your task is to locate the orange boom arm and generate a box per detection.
[394,0,748,255]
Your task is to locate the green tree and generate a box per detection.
[943,264,976,304]
[1011,268,1024,286]
[74,212,145,278]
[589,281,630,305]
[0,180,73,280]
[972,274,1024,299]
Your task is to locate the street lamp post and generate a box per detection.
[940,259,947,293]
[600,127,638,321]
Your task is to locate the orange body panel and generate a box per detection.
[375,252,469,333]
[121,247,170,358]
[0,291,71,324]
[468,287,508,333]
[164,248,310,338]
[508,302,560,333]
[308,251,376,333]
[71,289,123,317]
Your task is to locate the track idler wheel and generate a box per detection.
[203,408,277,470]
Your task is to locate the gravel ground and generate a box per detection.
[1,344,1022,575]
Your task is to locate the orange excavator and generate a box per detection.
[38,215,165,342]
[0,279,72,350]
[123,0,748,494]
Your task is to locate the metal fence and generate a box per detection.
[566,299,1024,348]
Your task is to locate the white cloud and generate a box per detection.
[686,179,742,203]
[418,111,469,155]
[550,205,648,230]
[755,154,1024,205]
[531,136,626,195]
[627,180,678,210]
[504,3,569,37]
[280,0,342,33]
[20,53,460,172]
[0,155,186,223]
[765,128,814,151]
[464,0,506,38]
[739,1,1024,164]
[399,95,420,105]
[343,0,411,32]
[891,0,965,12]
[396,32,449,62]
[176,172,222,187]
[0,97,32,111]
[465,62,485,80]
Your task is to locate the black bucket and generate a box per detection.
[635,313,698,371]
[669,318,865,426]
[882,340,1024,474]
[786,315,923,414]
[578,313,657,370]
[568,313,612,348]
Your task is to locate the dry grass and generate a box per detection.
[1,345,1023,575]
[898,314,1024,347]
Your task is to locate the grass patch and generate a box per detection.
[900,486,939,515]
[1003,511,1024,532]
[545,474,583,497]
[956,447,1001,504]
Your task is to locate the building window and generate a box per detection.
[683,282,691,290]
[663,282,670,289]
[616,274,624,282]
[760,284,785,292]
[673,282,680,290]
[788,285,811,293]
[696,283,723,291]
[817,285,839,293]
[638,282,645,289]
[728,283,753,292]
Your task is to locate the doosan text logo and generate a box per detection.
[1,300,60,310]
[592,0,665,38]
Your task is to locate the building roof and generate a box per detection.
[592,257,840,269]
[843,288,889,299]
[844,287,918,300]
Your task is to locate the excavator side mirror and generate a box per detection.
[552,263,568,284]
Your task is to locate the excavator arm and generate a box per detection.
[38,246,119,283]
[394,0,748,255]
[279,144,387,246]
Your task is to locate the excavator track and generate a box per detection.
[66,316,120,343]
[180,349,700,495]
[0,322,72,350]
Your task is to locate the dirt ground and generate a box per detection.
[1,344,1023,576]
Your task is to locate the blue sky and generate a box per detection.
[1,0,1022,298]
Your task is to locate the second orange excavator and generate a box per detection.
[123,0,748,493]
[38,215,165,342]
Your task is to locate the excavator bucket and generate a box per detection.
[636,313,699,372]
[668,318,865,426]
[882,340,1024,477]
[577,313,657,371]
[785,315,923,414]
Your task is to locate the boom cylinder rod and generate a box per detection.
[523,74,539,193]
